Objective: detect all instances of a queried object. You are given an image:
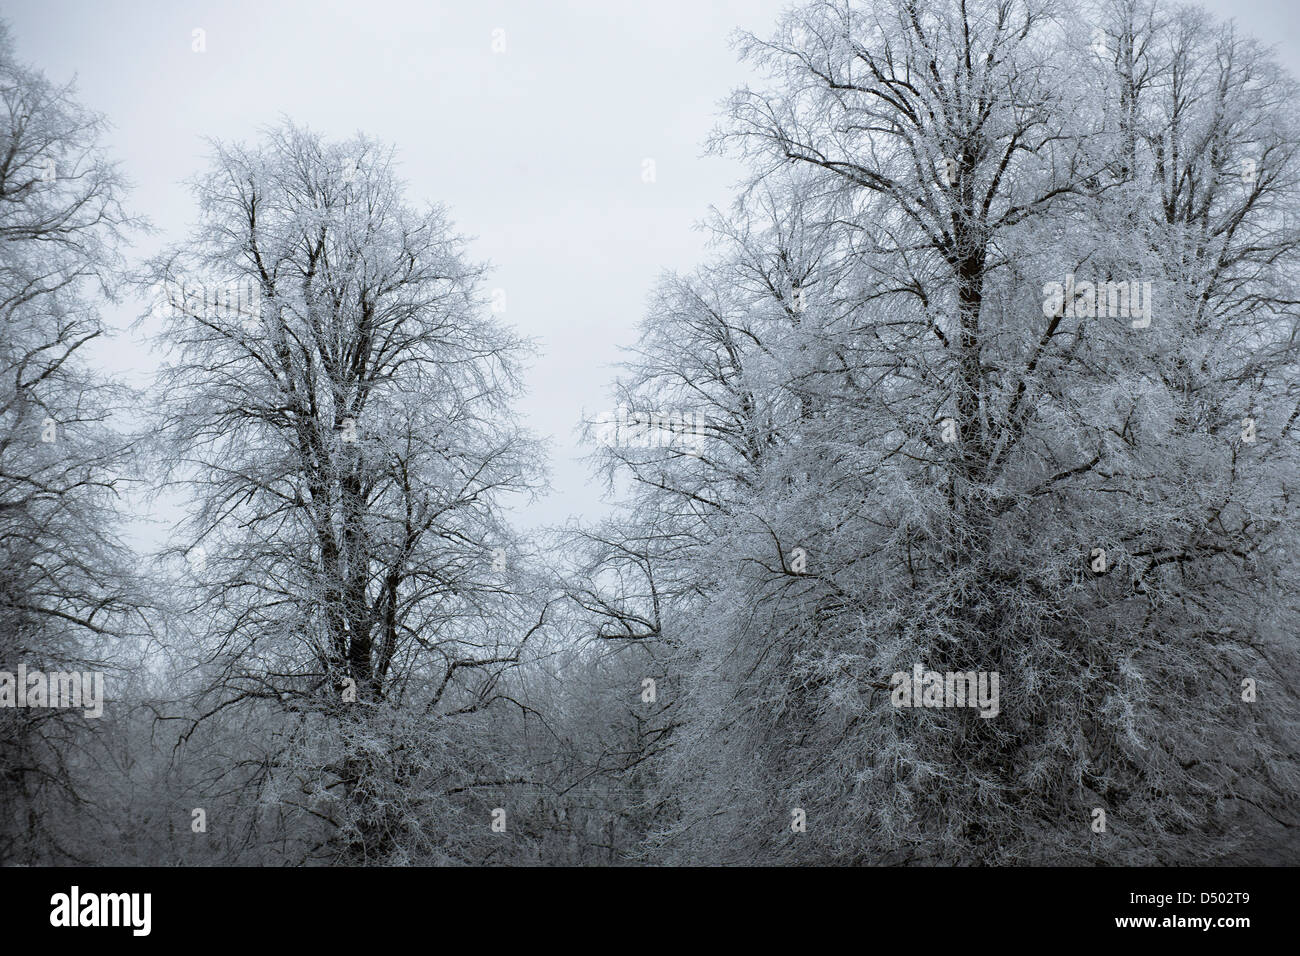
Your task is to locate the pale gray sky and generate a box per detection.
[4,0,1299,537]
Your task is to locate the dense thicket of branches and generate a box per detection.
[1,0,1296,866]
[572,0,1300,864]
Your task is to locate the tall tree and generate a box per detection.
[147,122,547,863]
[0,20,143,863]
[581,0,1300,863]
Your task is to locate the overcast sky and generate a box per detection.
[5,0,1299,539]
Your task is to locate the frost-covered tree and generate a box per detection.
[145,122,550,863]
[0,21,144,863]
[581,0,1300,864]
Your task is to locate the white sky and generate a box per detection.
[4,0,1299,540]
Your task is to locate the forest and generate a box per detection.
[1,0,1298,866]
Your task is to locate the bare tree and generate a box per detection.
[0,20,144,863]
[580,0,1300,863]
[145,121,547,863]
